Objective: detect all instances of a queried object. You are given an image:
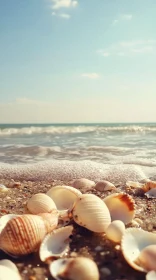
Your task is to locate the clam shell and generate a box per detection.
[72,194,111,232]
[49,257,100,280]
[27,193,57,214]
[121,228,156,272]
[103,193,135,224]
[144,188,156,198]
[105,220,125,243]
[47,186,82,210]
[0,214,19,234]
[0,212,58,256]
[40,225,73,262]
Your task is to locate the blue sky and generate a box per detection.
[0,0,156,123]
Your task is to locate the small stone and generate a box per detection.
[100,267,111,276]
[94,246,103,252]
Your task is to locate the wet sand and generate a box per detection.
[0,178,155,280]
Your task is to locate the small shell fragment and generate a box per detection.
[39,225,73,262]
[95,181,116,192]
[47,186,82,210]
[72,194,111,232]
[103,193,135,224]
[105,220,125,243]
[27,193,57,214]
[49,257,100,280]
[121,228,156,272]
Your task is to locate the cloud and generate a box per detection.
[50,0,78,10]
[81,73,100,79]
[97,39,156,57]
[59,13,71,18]
[112,14,132,25]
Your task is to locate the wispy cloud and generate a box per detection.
[81,73,100,79]
[112,14,132,25]
[97,39,156,57]
[50,0,78,10]
[59,13,71,18]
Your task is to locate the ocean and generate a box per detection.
[0,123,156,183]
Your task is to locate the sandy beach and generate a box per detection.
[0,177,155,280]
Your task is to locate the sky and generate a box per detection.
[0,0,156,123]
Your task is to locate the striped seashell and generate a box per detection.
[26,193,57,214]
[72,194,111,232]
[103,193,135,224]
[0,212,58,256]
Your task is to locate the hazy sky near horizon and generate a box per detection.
[0,0,156,123]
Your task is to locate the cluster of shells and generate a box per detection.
[0,178,156,280]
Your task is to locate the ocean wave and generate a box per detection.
[0,124,156,136]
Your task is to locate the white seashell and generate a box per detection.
[40,225,73,262]
[105,220,125,243]
[0,212,58,256]
[135,245,156,271]
[0,214,19,234]
[71,178,95,190]
[72,194,111,232]
[49,257,100,280]
[146,270,156,280]
[0,259,19,272]
[0,266,21,280]
[95,181,116,192]
[103,193,135,224]
[47,186,82,210]
[121,228,156,272]
[26,193,57,214]
[145,188,156,198]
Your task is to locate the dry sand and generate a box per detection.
[0,178,155,280]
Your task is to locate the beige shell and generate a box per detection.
[47,186,82,210]
[103,193,135,224]
[135,245,156,271]
[0,212,58,256]
[105,220,125,243]
[95,181,116,192]
[40,225,73,262]
[26,193,57,214]
[71,178,95,190]
[121,228,156,272]
[0,214,19,234]
[146,270,156,280]
[0,265,21,280]
[72,194,111,232]
[49,257,100,280]
[142,181,156,192]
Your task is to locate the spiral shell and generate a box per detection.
[47,186,82,210]
[26,193,57,214]
[72,194,111,232]
[49,257,100,280]
[0,212,58,256]
[103,193,135,224]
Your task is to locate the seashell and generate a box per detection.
[105,220,125,243]
[47,186,82,210]
[72,194,111,232]
[142,181,156,192]
[71,178,95,190]
[135,245,156,271]
[126,181,143,189]
[146,270,156,280]
[26,193,57,214]
[0,214,19,234]
[103,193,135,224]
[121,228,156,272]
[0,259,21,280]
[0,184,9,192]
[40,225,73,262]
[95,181,116,192]
[144,188,156,198]
[0,212,58,256]
[49,257,100,280]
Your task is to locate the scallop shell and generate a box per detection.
[105,220,125,243]
[26,193,57,214]
[0,214,19,234]
[144,188,156,198]
[40,225,73,262]
[47,186,82,210]
[103,193,135,224]
[72,194,111,232]
[49,257,100,280]
[121,228,156,272]
[0,212,58,256]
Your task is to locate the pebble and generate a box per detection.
[100,267,111,276]
[94,246,103,252]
